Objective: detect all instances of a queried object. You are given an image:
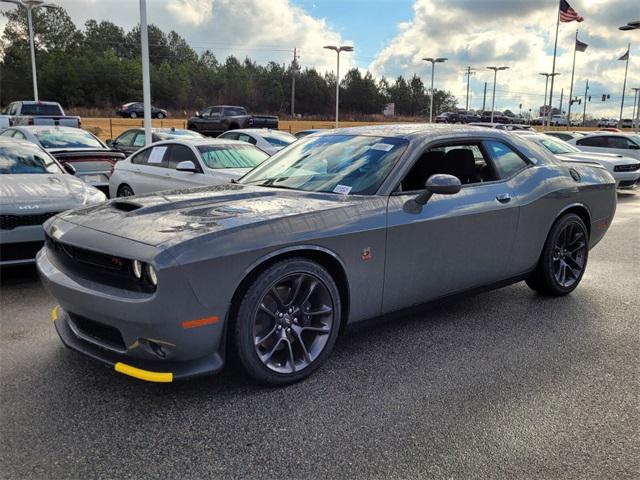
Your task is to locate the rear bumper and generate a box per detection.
[53,307,224,382]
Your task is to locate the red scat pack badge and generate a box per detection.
[361,247,372,261]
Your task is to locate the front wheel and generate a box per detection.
[129,112,138,119]
[234,258,341,386]
[116,184,135,197]
[526,213,589,296]
[157,112,165,119]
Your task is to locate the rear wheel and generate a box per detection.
[526,213,589,296]
[117,184,135,197]
[157,112,165,119]
[129,112,138,119]
[234,258,341,386]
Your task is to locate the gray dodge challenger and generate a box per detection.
[37,125,617,385]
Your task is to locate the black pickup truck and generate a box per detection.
[187,105,278,136]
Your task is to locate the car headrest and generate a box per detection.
[443,149,476,180]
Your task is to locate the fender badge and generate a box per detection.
[361,247,372,261]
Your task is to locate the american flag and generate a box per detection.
[560,0,584,23]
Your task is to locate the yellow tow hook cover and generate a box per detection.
[114,362,173,383]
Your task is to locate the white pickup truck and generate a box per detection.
[0,101,81,128]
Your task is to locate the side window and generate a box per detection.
[577,136,606,147]
[131,148,152,165]
[164,145,199,170]
[13,130,26,139]
[200,108,212,118]
[0,129,15,137]
[237,133,256,144]
[9,103,18,115]
[606,136,633,149]
[400,142,495,192]
[115,130,136,146]
[484,141,528,179]
[132,132,146,147]
[220,132,239,141]
[210,107,222,116]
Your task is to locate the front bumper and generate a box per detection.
[0,224,45,266]
[52,306,223,382]
[37,246,227,382]
[613,170,640,189]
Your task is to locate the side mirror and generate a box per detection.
[62,162,76,175]
[175,160,197,172]
[106,139,114,147]
[195,111,201,118]
[404,174,461,214]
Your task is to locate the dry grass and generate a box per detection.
[81,117,604,141]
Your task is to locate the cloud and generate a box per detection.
[165,0,214,26]
[368,0,639,118]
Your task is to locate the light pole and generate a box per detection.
[1,0,59,101]
[323,45,354,128]
[539,72,560,123]
[139,0,152,145]
[487,66,509,123]
[423,57,447,123]
[632,87,640,133]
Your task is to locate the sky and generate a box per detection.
[1,0,638,118]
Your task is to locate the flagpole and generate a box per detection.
[566,30,578,130]
[618,42,630,128]
[547,1,561,128]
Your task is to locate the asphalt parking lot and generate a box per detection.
[1,192,638,479]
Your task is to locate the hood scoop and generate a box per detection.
[111,200,143,212]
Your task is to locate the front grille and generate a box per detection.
[68,312,126,352]
[0,212,59,230]
[45,235,155,293]
[618,179,637,188]
[614,164,640,172]
[0,241,43,262]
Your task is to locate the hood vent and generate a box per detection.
[111,201,143,212]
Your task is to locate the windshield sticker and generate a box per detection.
[333,184,352,195]
[148,146,167,163]
[370,143,394,152]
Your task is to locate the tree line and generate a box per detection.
[0,5,457,117]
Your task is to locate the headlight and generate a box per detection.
[147,264,158,286]
[82,188,107,205]
[132,260,143,279]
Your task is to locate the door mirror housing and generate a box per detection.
[62,162,77,175]
[175,160,197,173]
[195,111,201,118]
[404,174,461,213]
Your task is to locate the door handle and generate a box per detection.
[496,193,512,204]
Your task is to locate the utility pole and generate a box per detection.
[291,47,299,117]
[482,82,487,111]
[582,79,589,126]
[558,87,564,117]
[632,87,640,133]
[463,66,476,111]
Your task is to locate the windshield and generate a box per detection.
[0,143,63,174]
[197,144,269,169]
[240,134,409,195]
[35,129,104,149]
[537,136,580,154]
[263,131,296,147]
[156,129,203,139]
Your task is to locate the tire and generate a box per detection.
[526,213,589,296]
[157,112,165,119]
[233,258,342,386]
[116,184,135,197]
[129,112,138,119]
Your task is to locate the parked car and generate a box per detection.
[106,127,204,156]
[503,124,534,131]
[294,129,322,139]
[37,125,616,386]
[567,133,640,167]
[0,101,81,127]
[518,132,640,189]
[0,126,124,194]
[550,115,568,126]
[460,110,481,123]
[435,112,461,123]
[621,118,633,128]
[115,102,168,119]
[543,131,587,141]
[187,105,279,136]
[0,139,105,266]
[597,118,617,128]
[479,111,510,123]
[109,138,269,197]
[218,128,296,155]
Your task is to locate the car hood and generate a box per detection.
[0,173,102,211]
[58,184,365,247]
[557,152,640,166]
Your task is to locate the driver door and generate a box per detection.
[382,140,524,313]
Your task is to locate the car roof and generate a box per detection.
[13,125,85,133]
[299,123,516,140]
[14,100,59,105]
[223,128,288,134]
[150,138,250,147]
